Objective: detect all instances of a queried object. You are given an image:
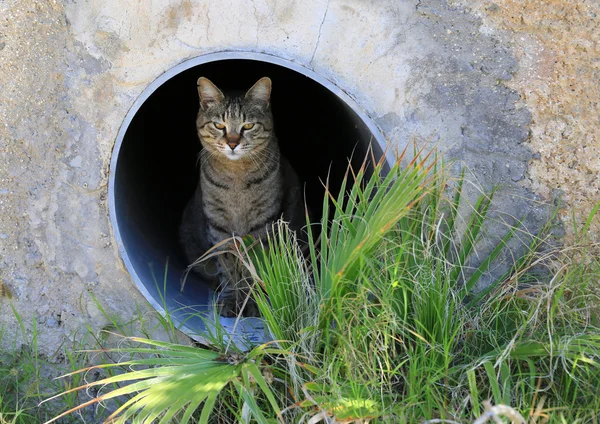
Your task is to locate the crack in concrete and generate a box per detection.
[250,0,259,47]
[310,0,330,65]
[175,36,200,50]
[205,0,211,43]
[237,11,243,40]
[360,35,403,77]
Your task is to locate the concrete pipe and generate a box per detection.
[109,52,387,343]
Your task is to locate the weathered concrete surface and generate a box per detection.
[457,0,600,242]
[1,0,590,361]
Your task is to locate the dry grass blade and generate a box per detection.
[473,402,526,424]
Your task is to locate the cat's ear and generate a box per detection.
[197,77,224,110]
[245,77,271,106]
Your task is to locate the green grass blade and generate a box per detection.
[483,361,503,405]
[198,392,219,424]
[449,189,495,285]
[499,360,511,405]
[245,363,283,421]
[443,168,465,257]
[234,380,270,424]
[464,218,523,304]
[467,368,481,417]
[157,395,195,424]
[180,396,209,424]
[579,199,600,239]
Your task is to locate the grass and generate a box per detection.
[0,290,202,423]
[0,304,90,423]
[3,146,599,423]
[0,308,37,424]
[239,148,599,422]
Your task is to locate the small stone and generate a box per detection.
[46,317,59,328]
[486,3,500,13]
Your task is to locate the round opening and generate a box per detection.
[109,52,389,342]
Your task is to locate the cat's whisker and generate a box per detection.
[246,152,260,170]
[249,148,277,169]
[249,153,269,171]
[199,150,218,169]
[196,150,209,167]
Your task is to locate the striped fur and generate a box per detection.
[179,77,304,317]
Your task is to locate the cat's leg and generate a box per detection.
[216,253,259,317]
[207,230,260,317]
[215,279,236,317]
[233,259,259,317]
[180,190,220,282]
[215,253,242,317]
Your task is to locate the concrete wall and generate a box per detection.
[1,0,597,357]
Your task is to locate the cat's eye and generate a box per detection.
[242,123,255,130]
[213,122,226,130]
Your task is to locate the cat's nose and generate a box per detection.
[226,133,241,150]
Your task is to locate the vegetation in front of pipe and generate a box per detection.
[0,284,203,423]
[0,303,95,424]
[246,149,600,422]
[0,306,36,424]
[42,147,600,423]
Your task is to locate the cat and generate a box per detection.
[179,76,304,317]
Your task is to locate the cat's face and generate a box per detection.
[196,77,274,161]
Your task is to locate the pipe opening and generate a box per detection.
[109,53,388,341]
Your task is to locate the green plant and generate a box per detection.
[245,149,600,421]
[0,304,41,424]
[45,147,600,423]
[43,336,286,424]
[0,304,89,424]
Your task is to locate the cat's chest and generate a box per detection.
[201,169,281,233]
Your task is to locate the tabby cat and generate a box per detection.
[179,76,304,317]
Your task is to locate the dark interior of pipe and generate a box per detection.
[112,59,383,332]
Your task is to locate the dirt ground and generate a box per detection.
[460,0,600,241]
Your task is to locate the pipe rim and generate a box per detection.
[108,51,389,340]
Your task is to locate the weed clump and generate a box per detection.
[42,148,600,423]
